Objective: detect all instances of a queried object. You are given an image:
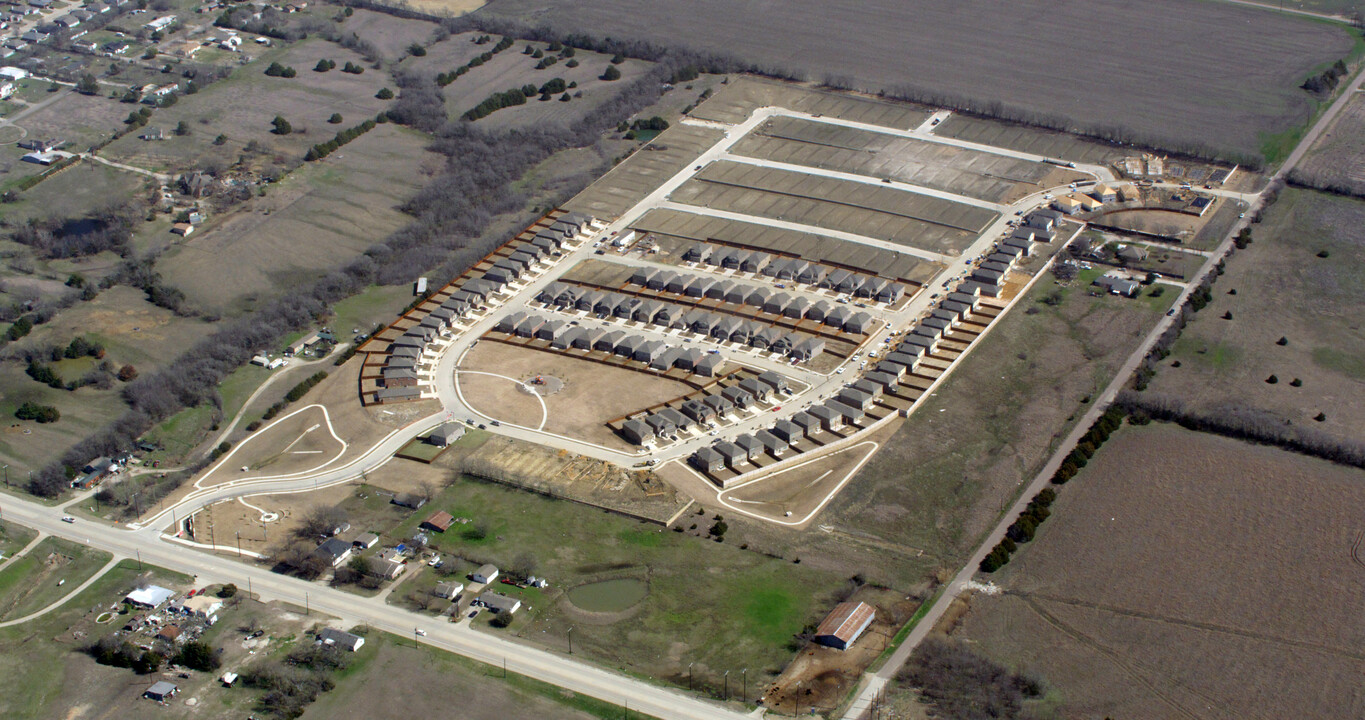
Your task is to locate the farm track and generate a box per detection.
[1351,530,1365,570]
[1016,594,1221,720]
[1013,590,1365,664]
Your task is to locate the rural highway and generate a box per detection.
[838,55,1365,720]
[1,494,754,720]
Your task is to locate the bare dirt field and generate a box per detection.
[156,124,440,314]
[459,340,693,448]
[201,404,347,484]
[718,433,886,527]
[732,115,1072,203]
[955,423,1365,719]
[1146,188,1365,445]
[932,114,1133,167]
[669,160,994,256]
[475,0,1353,158]
[1293,91,1365,195]
[563,122,726,219]
[690,77,932,129]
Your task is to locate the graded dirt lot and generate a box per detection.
[564,122,727,219]
[1146,188,1365,445]
[200,404,347,485]
[931,113,1133,167]
[732,115,1074,203]
[669,160,994,256]
[476,0,1353,158]
[459,340,695,448]
[157,123,440,314]
[1293,92,1365,195]
[956,423,1365,719]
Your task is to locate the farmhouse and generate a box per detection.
[814,601,876,650]
[1093,273,1142,297]
[317,628,365,652]
[314,538,353,567]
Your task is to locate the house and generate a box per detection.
[1115,244,1148,263]
[714,440,747,468]
[382,367,418,387]
[422,511,456,533]
[144,14,176,32]
[434,581,464,599]
[156,625,182,643]
[143,681,178,702]
[174,595,223,621]
[0,66,28,81]
[814,601,876,650]
[690,446,724,472]
[738,377,771,402]
[682,244,711,263]
[125,585,175,608]
[791,411,822,437]
[657,406,690,432]
[140,127,164,141]
[1052,195,1083,214]
[844,311,874,334]
[1093,274,1141,297]
[721,385,753,409]
[353,532,380,549]
[757,371,791,395]
[838,387,875,411]
[373,558,405,580]
[554,326,586,350]
[318,628,365,652]
[754,429,787,457]
[315,538,353,567]
[471,564,499,584]
[694,353,724,377]
[392,493,426,510]
[771,419,803,445]
[703,393,734,417]
[680,398,716,425]
[646,412,677,438]
[807,404,842,431]
[825,399,863,424]
[475,592,521,614]
[792,337,826,361]
[620,418,655,445]
[1090,183,1117,202]
[428,423,464,448]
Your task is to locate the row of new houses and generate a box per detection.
[626,267,887,324]
[689,391,876,480]
[374,213,596,404]
[681,244,907,302]
[539,279,876,336]
[621,372,792,444]
[505,305,829,364]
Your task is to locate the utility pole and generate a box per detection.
[688,662,693,691]
[567,626,573,654]
[136,549,142,571]
[235,531,241,558]
[2,464,8,488]
[723,670,729,700]
[305,592,309,615]
[742,668,747,703]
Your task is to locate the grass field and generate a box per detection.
[0,559,191,719]
[0,362,131,477]
[156,123,439,314]
[1145,188,1365,445]
[476,0,1354,159]
[101,37,395,175]
[376,473,850,693]
[954,423,1365,719]
[0,536,111,621]
[341,8,443,60]
[0,521,37,560]
[300,631,656,720]
[0,161,148,225]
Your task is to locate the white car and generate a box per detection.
[61,516,75,523]
[415,629,427,637]
[836,367,846,374]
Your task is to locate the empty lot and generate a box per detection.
[669,160,995,255]
[476,0,1354,159]
[1293,92,1365,195]
[958,423,1365,719]
[733,115,1077,203]
[1145,188,1365,445]
[460,340,695,448]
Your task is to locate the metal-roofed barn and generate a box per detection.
[814,601,876,650]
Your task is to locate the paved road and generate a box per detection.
[838,57,1365,720]
[0,496,752,720]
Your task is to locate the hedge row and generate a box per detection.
[261,371,329,421]
[436,35,514,87]
[304,118,379,161]
[1050,407,1125,485]
[980,488,1055,572]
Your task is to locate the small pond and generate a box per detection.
[566,578,648,613]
